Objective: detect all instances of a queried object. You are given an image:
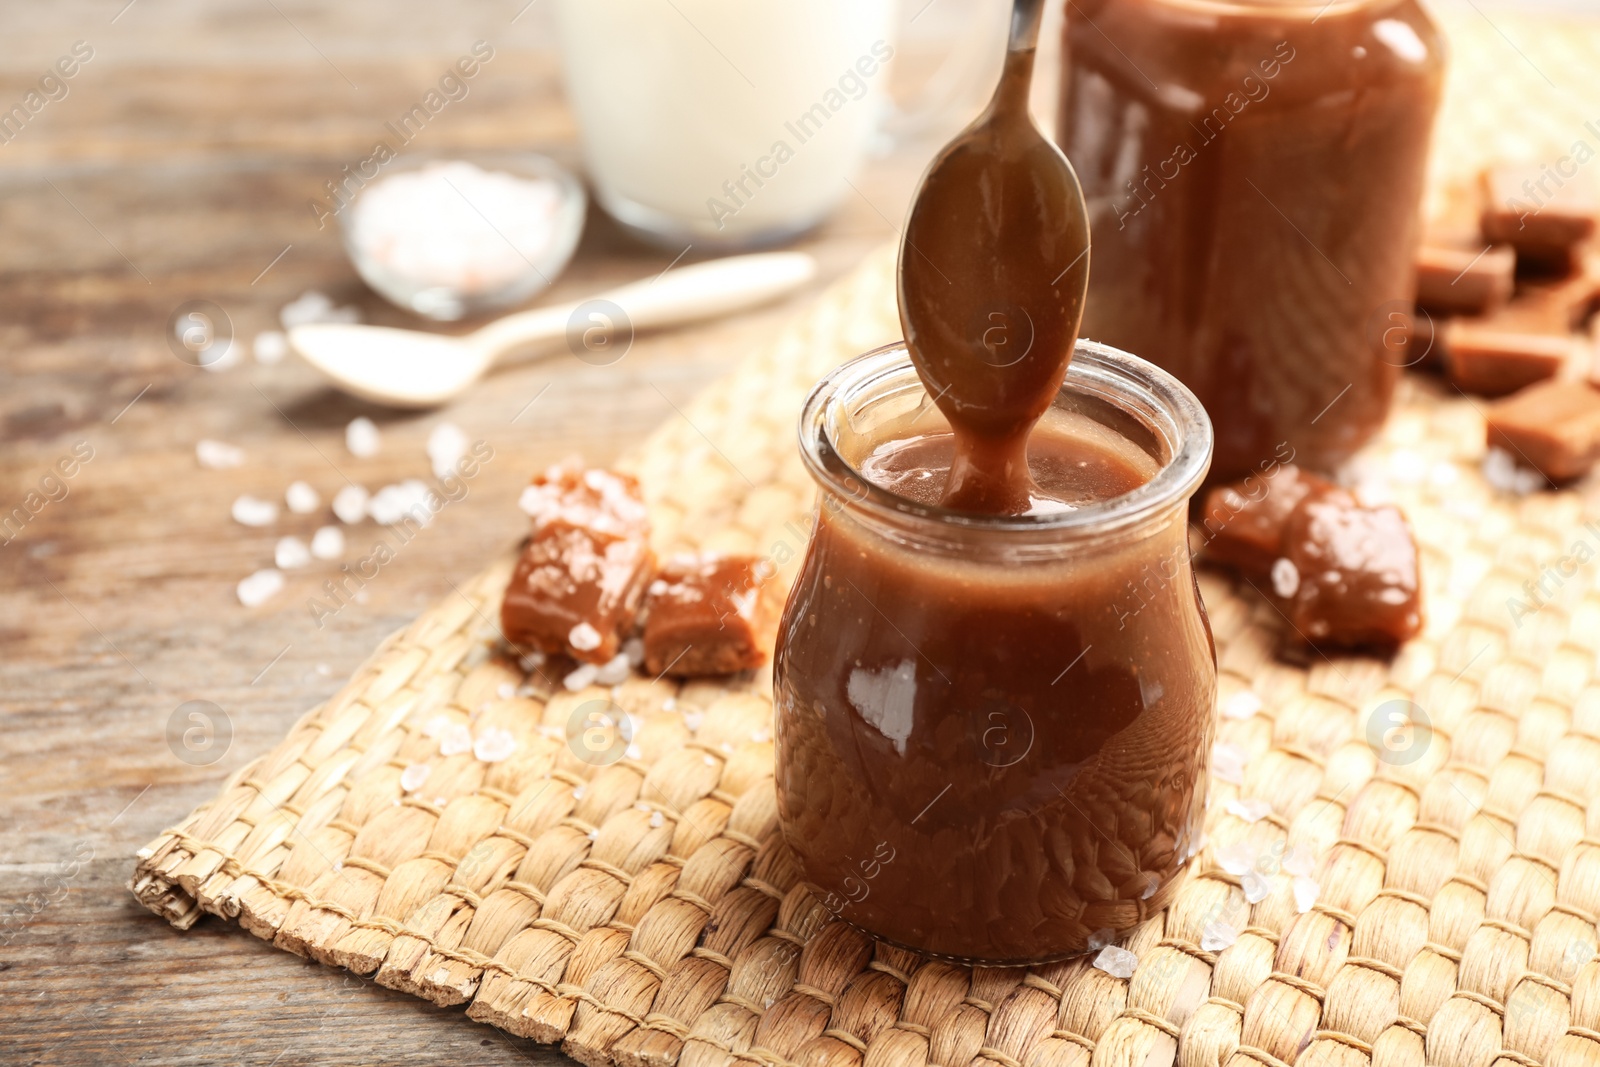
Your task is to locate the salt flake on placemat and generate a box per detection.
[1093,945,1138,979]
[1201,922,1239,952]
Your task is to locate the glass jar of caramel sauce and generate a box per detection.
[774,340,1216,963]
[1057,0,1444,480]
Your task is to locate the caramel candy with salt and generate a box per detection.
[1281,495,1423,649]
[501,460,654,665]
[1442,319,1582,397]
[1199,464,1338,575]
[1486,379,1600,483]
[643,553,777,677]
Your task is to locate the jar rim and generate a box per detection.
[797,339,1214,538]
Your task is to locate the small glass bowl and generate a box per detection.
[340,152,587,322]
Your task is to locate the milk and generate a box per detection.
[553,0,898,248]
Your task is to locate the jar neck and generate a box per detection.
[798,342,1213,559]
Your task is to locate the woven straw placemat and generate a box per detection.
[133,11,1600,1067]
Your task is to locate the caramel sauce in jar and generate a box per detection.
[1058,0,1444,479]
[774,341,1216,963]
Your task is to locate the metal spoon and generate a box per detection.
[897,0,1092,511]
[289,252,817,409]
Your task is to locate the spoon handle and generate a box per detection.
[470,252,818,360]
[1008,0,1047,52]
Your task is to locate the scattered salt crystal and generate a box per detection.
[1271,557,1300,599]
[623,637,645,668]
[422,716,452,739]
[346,417,382,458]
[663,697,678,712]
[1241,869,1272,904]
[474,728,517,762]
[231,494,279,527]
[595,654,630,686]
[1221,691,1261,720]
[281,290,360,329]
[332,484,370,524]
[368,480,432,526]
[682,709,703,732]
[587,828,599,841]
[1087,928,1116,951]
[519,651,546,673]
[1429,461,1460,488]
[496,682,515,700]
[564,663,600,691]
[1093,945,1138,979]
[427,422,469,480]
[1218,842,1256,876]
[1283,844,1317,878]
[1201,922,1239,952]
[439,723,474,756]
[649,811,664,829]
[237,568,285,607]
[704,754,718,766]
[253,330,288,364]
[434,796,449,807]
[1212,742,1246,784]
[572,786,586,800]
[196,439,245,469]
[751,728,772,744]
[1483,447,1544,495]
[274,536,311,570]
[569,622,602,652]
[285,480,321,514]
[1387,449,1427,485]
[625,743,642,760]
[400,764,431,792]
[310,525,345,560]
[1293,876,1320,913]
[1139,872,1160,899]
[1226,798,1272,824]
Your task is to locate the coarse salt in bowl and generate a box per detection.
[342,154,586,321]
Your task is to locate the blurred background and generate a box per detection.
[3,0,1598,1063]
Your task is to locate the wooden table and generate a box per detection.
[0,3,980,1062]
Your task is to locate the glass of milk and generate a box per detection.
[553,0,899,250]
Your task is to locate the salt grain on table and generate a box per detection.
[1283,844,1317,878]
[400,763,431,792]
[1212,742,1246,784]
[623,637,645,668]
[281,290,361,329]
[368,480,433,526]
[595,653,631,686]
[474,728,517,762]
[1271,557,1301,598]
[332,484,369,524]
[310,525,345,560]
[1483,447,1545,495]
[1221,690,1262,720]
[439,723,474,757]
[421,715,451,739]
[427,422,469,479]
[1241,868,1272,903]
[1218,841,1256,876]
[237,568,284,607]
[285,480,320,514]
[1293,876,1320,913]
[231,494,278,527]
[196,439,245,469]
[564,663,600,691]
[274,536,311,570]
[568,622,602,652]
[1225,797,1273,823]
[346,416,381,458]
[253,330,288,364]
[1093,945,1138,979]
[1201,921,1239,952]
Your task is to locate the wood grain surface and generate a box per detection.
[0,2,982,1063]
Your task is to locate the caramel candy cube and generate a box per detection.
[643,553,778,677]
[1199,464,1337,575]
[1281,496,1422,649]
[1480,168,1599,266]
[1487,379,1600,482]
[1443,319,1581,397]
[500,461,654,664]
[1415,243,1514,315]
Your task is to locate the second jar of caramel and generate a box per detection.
[1058,0,1444,480]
